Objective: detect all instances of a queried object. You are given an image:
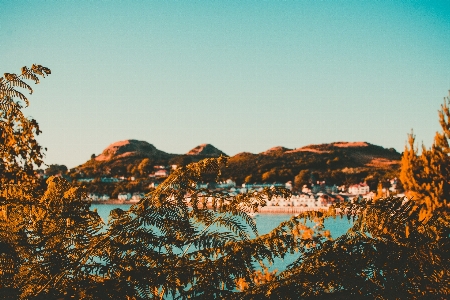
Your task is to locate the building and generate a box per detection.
[154,169,169,177]
[348,183,370,195]
[216,179,236,189]
[78,178,94,183]
[118,193,131,200]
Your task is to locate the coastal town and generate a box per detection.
[35,140,404,211]
[63,165,402,211]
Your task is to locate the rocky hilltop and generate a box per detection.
[95,140,170,161]
[186,144,227,157]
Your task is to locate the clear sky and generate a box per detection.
[1,1,449,169]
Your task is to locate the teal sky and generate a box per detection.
[1,1,449,169]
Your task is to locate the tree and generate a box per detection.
[3,159,448,299]
[1,64,447,299]
[244,174,253,183]
[99,157,301,299]
[240,197,449,299]
[0,177,105,299]
[294,169,310,191]
[400,91,450,219]
[45,164,68,176]
[0,65,51,185]
[233,93,449,299]
[261,169,276,182]
[137,158,153,177]
[0,65,106,299]
[13,157,295,299]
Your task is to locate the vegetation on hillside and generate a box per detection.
[57,140,401,198]
[0,65,448,299]
[222,143,400,189]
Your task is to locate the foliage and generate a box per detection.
[2,157,297,299]
[45,164,68,176]
[0,65,51,185]
[294,169,310,190]
[72,179,154,199]
[137,158,153,177]
[4,157,446,299]
[1,65,447,299]
[400,91,450,220]
[99,157,295,299]
[235,93,450,299]
[238,197,449,299]
[0,177,104,299]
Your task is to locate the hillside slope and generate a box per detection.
[222,141,400,188]
[186,144,227,157]
[72,140,401,189]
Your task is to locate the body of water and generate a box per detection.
[91,204,352,272]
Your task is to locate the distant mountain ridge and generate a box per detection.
[90,140,394,163]
[75,140,401,187]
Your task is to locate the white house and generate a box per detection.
[301,185,312,193]
[362,191,376,200]
[298,193,318,207]
[348,183,370,195]
[118,193,131,200]
[155,169,169,177]
[197,182,208,189]
[87,193,109,201]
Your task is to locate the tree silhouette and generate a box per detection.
[400,91,450,220]
[239,197,449,299]
[0,65,50,185]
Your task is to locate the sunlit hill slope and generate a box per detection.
[73,140,400,189]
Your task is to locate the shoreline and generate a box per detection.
[90,200,139,205]
[258,206,328,214]
[90,200,330,214]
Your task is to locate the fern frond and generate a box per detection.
[31,64,51,77]
[4,73,33,95]
[0,86,28,107]
[21,66,40,84]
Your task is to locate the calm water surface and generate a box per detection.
[91,204,352,272]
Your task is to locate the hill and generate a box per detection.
[186,144,227,157]
[70,140,401,191]
[73,140,228,179]
[221,141,400,190]
[95,140,171,161]
[74,140,176,178]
